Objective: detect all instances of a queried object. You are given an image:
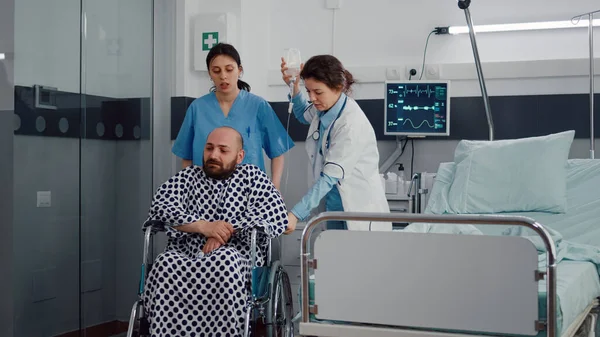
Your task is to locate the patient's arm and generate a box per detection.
[202,237,222,254]
[230,166,289,245]
[145,166,216,239]
[175,220,234,244]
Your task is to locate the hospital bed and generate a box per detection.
[297,158,600,337]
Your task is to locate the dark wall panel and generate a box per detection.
[170,93,599,142]
[13,85,149,141]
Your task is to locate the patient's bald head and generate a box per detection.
[210,126,243,149]
[203,127,245,180]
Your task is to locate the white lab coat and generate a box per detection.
[302,97,392,231]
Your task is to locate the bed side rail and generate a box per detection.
[300,212,558,337]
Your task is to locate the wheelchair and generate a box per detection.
[126,220,295,337]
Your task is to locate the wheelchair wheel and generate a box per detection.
[266,263,295,337]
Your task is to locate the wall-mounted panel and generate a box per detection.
[170,93,599,142]
[13,86,150,141]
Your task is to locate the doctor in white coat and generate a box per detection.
[280,54,392,233]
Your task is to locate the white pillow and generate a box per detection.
[447,130,575,214]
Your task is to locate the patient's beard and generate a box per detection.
[203,158,237,180]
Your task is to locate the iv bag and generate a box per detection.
[284,48,301,77]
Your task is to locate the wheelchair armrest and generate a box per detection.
[143,220,167,233]
[250,227,273,268]
[138,221,166,296]
[141,220,167,271]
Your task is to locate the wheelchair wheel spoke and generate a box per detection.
[270,268,295,337]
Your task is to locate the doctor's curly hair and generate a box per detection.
[300,55,355,95]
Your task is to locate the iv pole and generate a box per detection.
[458,0,495,141]
[572,10,600,159]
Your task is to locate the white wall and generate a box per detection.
[177,0,600,116]
[174,0,242,98]
[174,0,600,210]
[264,0,600,101]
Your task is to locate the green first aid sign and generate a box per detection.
[202,32,219,51]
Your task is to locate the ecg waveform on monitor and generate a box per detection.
[402,105,437,111]
[389,85,442,99]
[402,118,435,129]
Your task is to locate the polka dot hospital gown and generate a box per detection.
[142,164,288,337]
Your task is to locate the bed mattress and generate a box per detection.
[539,261,600,336]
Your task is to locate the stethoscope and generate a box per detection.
[310,96,348,149]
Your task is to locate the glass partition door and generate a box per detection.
[79,0,154,335]
[9,0,154,335]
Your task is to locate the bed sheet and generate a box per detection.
[538,261,600,336]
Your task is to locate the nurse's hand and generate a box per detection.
[284,212,298,235]
[280,57,302,96]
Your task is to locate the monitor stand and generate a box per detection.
[380,136,404,174]
[379,136,424,174]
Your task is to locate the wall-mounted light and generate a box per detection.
[436,19,600,35]
[0,53,5,60]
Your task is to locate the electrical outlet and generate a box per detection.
[386,67,403,80]
[37,191,51,207]
[425,64,440,80]
[405,64,441,80]
[405,65,422,80]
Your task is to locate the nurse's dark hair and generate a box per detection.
[206,43,251,92]
[300,55,355,94]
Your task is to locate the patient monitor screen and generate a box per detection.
[384,81,450,137]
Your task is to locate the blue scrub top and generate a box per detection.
[172,90,294,172]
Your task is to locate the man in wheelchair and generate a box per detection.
[141,126,290,336]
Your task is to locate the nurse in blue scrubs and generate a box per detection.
[172,43,294,190]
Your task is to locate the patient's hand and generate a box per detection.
[198,220,235,244]
[202,237,222,254]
